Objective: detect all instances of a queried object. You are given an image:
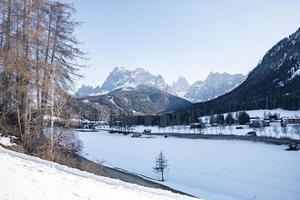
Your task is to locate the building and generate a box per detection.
[281,117,300,126]
[249,117,269,128]
[249,117,263,128]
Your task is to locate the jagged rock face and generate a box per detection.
[184,80,204,101]
[185,72,246,102]
[170,76,190,97]
[75,85,96,98]
[178,28,300,116]
[75,67,246,103]
[101,67,169,93]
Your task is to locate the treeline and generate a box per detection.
[109,110,251,127]
[0,0,83,158]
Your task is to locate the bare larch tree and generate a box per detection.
[153,151,169,182]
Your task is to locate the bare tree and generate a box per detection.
[0,0,85,153]
[281,125,288,137]
[292,124,300,140]
[47,90,82,161]
[153,151,169,181]
[273,125,279,138]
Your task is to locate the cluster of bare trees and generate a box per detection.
[0,0,84,157]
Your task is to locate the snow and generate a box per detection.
[78,130,300,200]
[121,87,134,92]
[176,91,188,98]
[129,124,298,139]
[0,146,197,200]
[291,68,300,79]
[89,91,108,96]
[199,108,300,120]
[240,109,300,118]
[109,97,123,110]
[0,134,16,146]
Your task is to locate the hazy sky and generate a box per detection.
[67,0,300,88]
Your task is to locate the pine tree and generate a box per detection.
[225,112,235,125]
[238,111,250,125]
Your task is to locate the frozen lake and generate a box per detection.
[78,130,300,200]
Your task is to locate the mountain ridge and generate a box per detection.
[76,68,246,103]
[78,84,192,116]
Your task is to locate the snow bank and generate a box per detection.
[0,134,16,146]
[0,147,197,200]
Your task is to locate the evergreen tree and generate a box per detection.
[238,111,250,125]
[216,114,225,125]
[225,113,235,125]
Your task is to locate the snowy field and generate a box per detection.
[100,123,300,140]
[78,130,300,200]
[98,109,300,139]
[0,146,197,200]
[201,109,300,119]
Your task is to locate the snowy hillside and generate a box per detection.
[0,146,198,200]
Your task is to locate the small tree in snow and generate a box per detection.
[153,151,169,182]
[273,125,279,138]
[281,125,288,137]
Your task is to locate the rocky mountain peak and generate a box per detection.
[75,68,246,102]
[184,72,246,102]
[171,76,190,96]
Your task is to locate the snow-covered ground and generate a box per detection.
[0,133,16,146]
[147,124,298,139]
[0,146,197,200]
[201,109,299,119]
[98,109,300,139]
[78,131,300,200]
[100,123,300,139]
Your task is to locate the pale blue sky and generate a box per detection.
[67,0,300,88]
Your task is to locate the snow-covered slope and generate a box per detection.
[80,85,192,115]
[0,147,197,200]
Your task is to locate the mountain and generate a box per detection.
[79,85,192,115]
[101,67,169,93]
[75,67,170,97]
[170,76,190,97]
[175,28,300,117]
[184,81,204,101]
[76,68,246,103]
[75,85,98,98]
[185,72,246,102]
